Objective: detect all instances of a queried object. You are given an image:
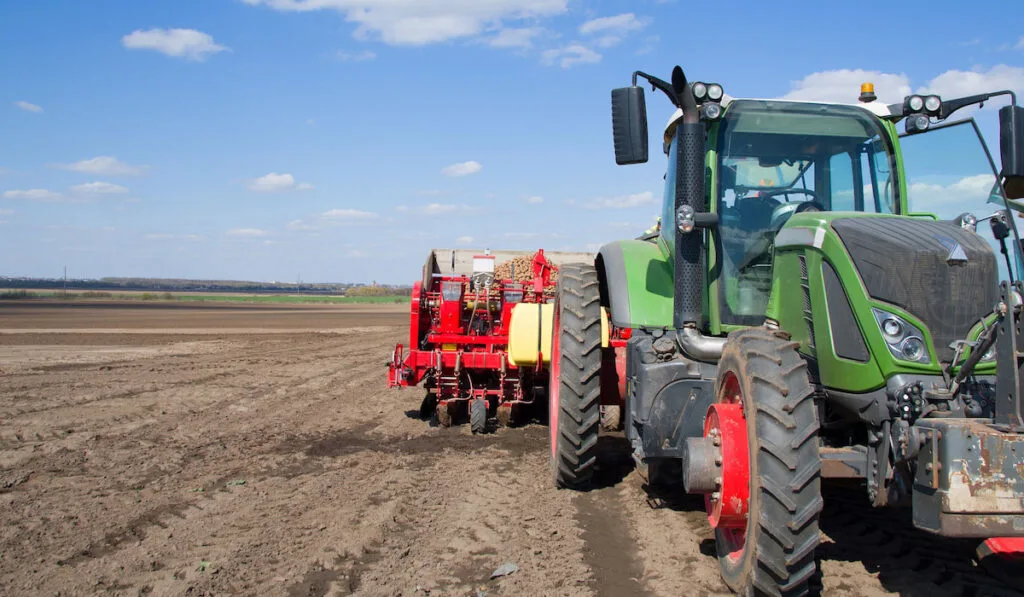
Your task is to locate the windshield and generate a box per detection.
[900,118,1022,282]
[715,100,899,326]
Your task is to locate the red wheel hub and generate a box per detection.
[705,372,750,547]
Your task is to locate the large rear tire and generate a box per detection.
[711,328,822,597]
[549,263,602,489]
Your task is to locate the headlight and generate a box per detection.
[881,318,903,339]
[692,82,707,101]
[707,83,724,101]
[901,337,927,362]
[908,95,924,112]
[677,205,695,233]
[872,308,931,364]
[955,212,977,233]
[924,95,941,113]
[700,102,723,121]
[905,113,930,134]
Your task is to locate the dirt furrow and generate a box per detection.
[2,305,1022,597]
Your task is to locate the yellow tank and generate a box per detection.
[508,303,554,367]
[509,304,613,367]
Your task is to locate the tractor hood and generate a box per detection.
[830,216,997,363]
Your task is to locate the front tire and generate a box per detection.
[549,263,602,489]
[470,397,487,434]
[711,328,822,597]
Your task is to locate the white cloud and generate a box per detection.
[242,0,569,46]
[781,69,912,104]
[907,173,998,218]
[542,44,601,69]
[321,208,379,219]
[456,235,474,245]
[423,203,459,215]
[487,27,543,49]
[504,232,540,238]
[146,233,203,241]
[921,65,1024,99]
[418,189,444,196]
[306,118,316,126]
[248,172,314,192]
[416,203,479,216]
[286,219,319,231]
[346,249,367,258]
[2,188,63,201]
[576,13,647,49]
[14,101,42,113]
[579,13,646,35]
[580,191,655,209]
[227,228,271,237]
[441,160,483,177]
[1016,37,1024,50]
[525,195,544,204]
[780,65,1024,109]
[122,28,229,61]
[0,208,14,216]
[71,181,129,194]
[337,49,376,61]
[53,156,149,177]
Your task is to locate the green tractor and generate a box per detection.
[547,65,1024,595]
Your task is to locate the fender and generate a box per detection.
[596,239,674,330]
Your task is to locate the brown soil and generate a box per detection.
[0,303,1020,596]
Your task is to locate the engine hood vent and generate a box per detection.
[831,217,997,363]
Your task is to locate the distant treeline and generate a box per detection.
[0,276,412,296]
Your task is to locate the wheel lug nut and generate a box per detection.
[711,491,720,501]
[712,437,721,447]
[714,476,722,487]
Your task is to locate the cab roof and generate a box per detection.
[662,96,896,142]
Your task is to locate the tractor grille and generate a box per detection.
[831,217,997,363]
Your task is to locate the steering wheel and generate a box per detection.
[737,190,825,272]
[757,187,819,203]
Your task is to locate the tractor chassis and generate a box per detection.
[624,330,1024,540]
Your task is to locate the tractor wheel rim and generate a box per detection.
[705,371,750,561]
[549,303,561,460]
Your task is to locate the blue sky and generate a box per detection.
[1,0,1022,284]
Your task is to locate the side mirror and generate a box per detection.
[1000,105,1024,198]
[611,86,648,165]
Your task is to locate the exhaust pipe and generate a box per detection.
[671,69,723,362]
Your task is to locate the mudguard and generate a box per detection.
[597,239,674,330]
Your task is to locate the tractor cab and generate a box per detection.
[698,100,899,324]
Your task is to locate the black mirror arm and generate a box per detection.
[940,90,1017,120]
[632,71,679,108]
